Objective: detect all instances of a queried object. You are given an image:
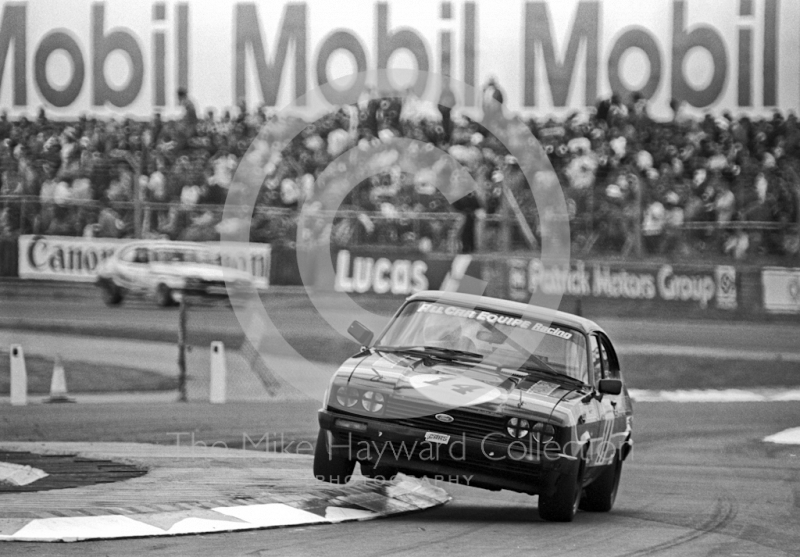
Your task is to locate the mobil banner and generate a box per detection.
[1,0,798,120]
[17,235,271,287]
[761,267,800,314]
[507,258,737,309]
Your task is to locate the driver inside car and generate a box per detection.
[423,315,478,352]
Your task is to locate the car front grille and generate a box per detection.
[383,397,507,440]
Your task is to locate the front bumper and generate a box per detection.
[318,409,575,495]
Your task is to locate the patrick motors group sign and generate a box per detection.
[508,258,738,309]
[0,0,797,119]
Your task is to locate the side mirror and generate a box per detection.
[598,378,622,396]
[348,320,373,347]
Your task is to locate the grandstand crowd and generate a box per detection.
[1,81,798,259]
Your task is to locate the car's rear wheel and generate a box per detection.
[313,429,355,485]
[101,282,123,306]
[156,283,174,307]
[580,453,622,512]
[538,460,584,522]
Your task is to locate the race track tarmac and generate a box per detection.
[3,287,800,556]
[6,401,800,556]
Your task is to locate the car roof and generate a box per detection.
[407,290,605,335]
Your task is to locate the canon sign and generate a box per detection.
[0,0,796,118]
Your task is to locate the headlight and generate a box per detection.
[361,391,385,413]
[335,386,359,407]
[506,417,531,439]
[531,423,555,443]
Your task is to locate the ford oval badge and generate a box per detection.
[435,413,454,423]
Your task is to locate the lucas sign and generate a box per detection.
[0,0,797,119]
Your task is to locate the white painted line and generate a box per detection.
[6,515,164,542]
[212,503,328,527]
[324,507,380,522]
[764,427,800,445]
[0,462,48,486]
[617,344,800,363]
[629,388,800,403]
[166,517,254,534]
[0,476,449,541]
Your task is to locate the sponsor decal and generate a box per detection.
[17,235,271,287]
[762,267,800,314]
[424,432,451,445]
[415,302,574,339]
[0,1,795,119]
[510,258,737,309]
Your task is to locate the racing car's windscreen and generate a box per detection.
[377,301,589,383]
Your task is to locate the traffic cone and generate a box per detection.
[44,355,75,403]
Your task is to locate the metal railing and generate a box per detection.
[1,194,797,258]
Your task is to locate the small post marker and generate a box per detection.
[10,345,27,406]
[44,355,75,403]
[209,341,227,404]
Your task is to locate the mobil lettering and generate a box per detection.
[0,0,790,116]
[524,0,780,108]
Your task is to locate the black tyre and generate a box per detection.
[538,460,584,522]
[359,461,397,481]
[156,283,174,307]
[580,454,622,512]
[101,282,124,306]
[313,429,355,484]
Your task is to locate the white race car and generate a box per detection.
[95,240,255,307]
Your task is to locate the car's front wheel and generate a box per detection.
[359,461,397,481]
[538,460,584,522]
[580,453,622,512]
[313,429,355,484]
[100,282,124,306]
[156,283,174,307]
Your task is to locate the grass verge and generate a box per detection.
[0,353,177,394]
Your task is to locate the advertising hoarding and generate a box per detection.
[1,0,797,120]
[17,235,271,287]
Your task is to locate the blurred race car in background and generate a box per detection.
[314,291,633,522]
[95,240,255,307]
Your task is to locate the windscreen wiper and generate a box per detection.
[373,345,483,362]
[416,346,483,360]
[511,364,587,388]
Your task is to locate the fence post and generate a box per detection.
[10,344,27,406]
[209,341,226,404]
[177,297,188,402]
[499,186,512,252]
[475,210,486,252]
[795,185,800,256]
[633,179,643,257]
